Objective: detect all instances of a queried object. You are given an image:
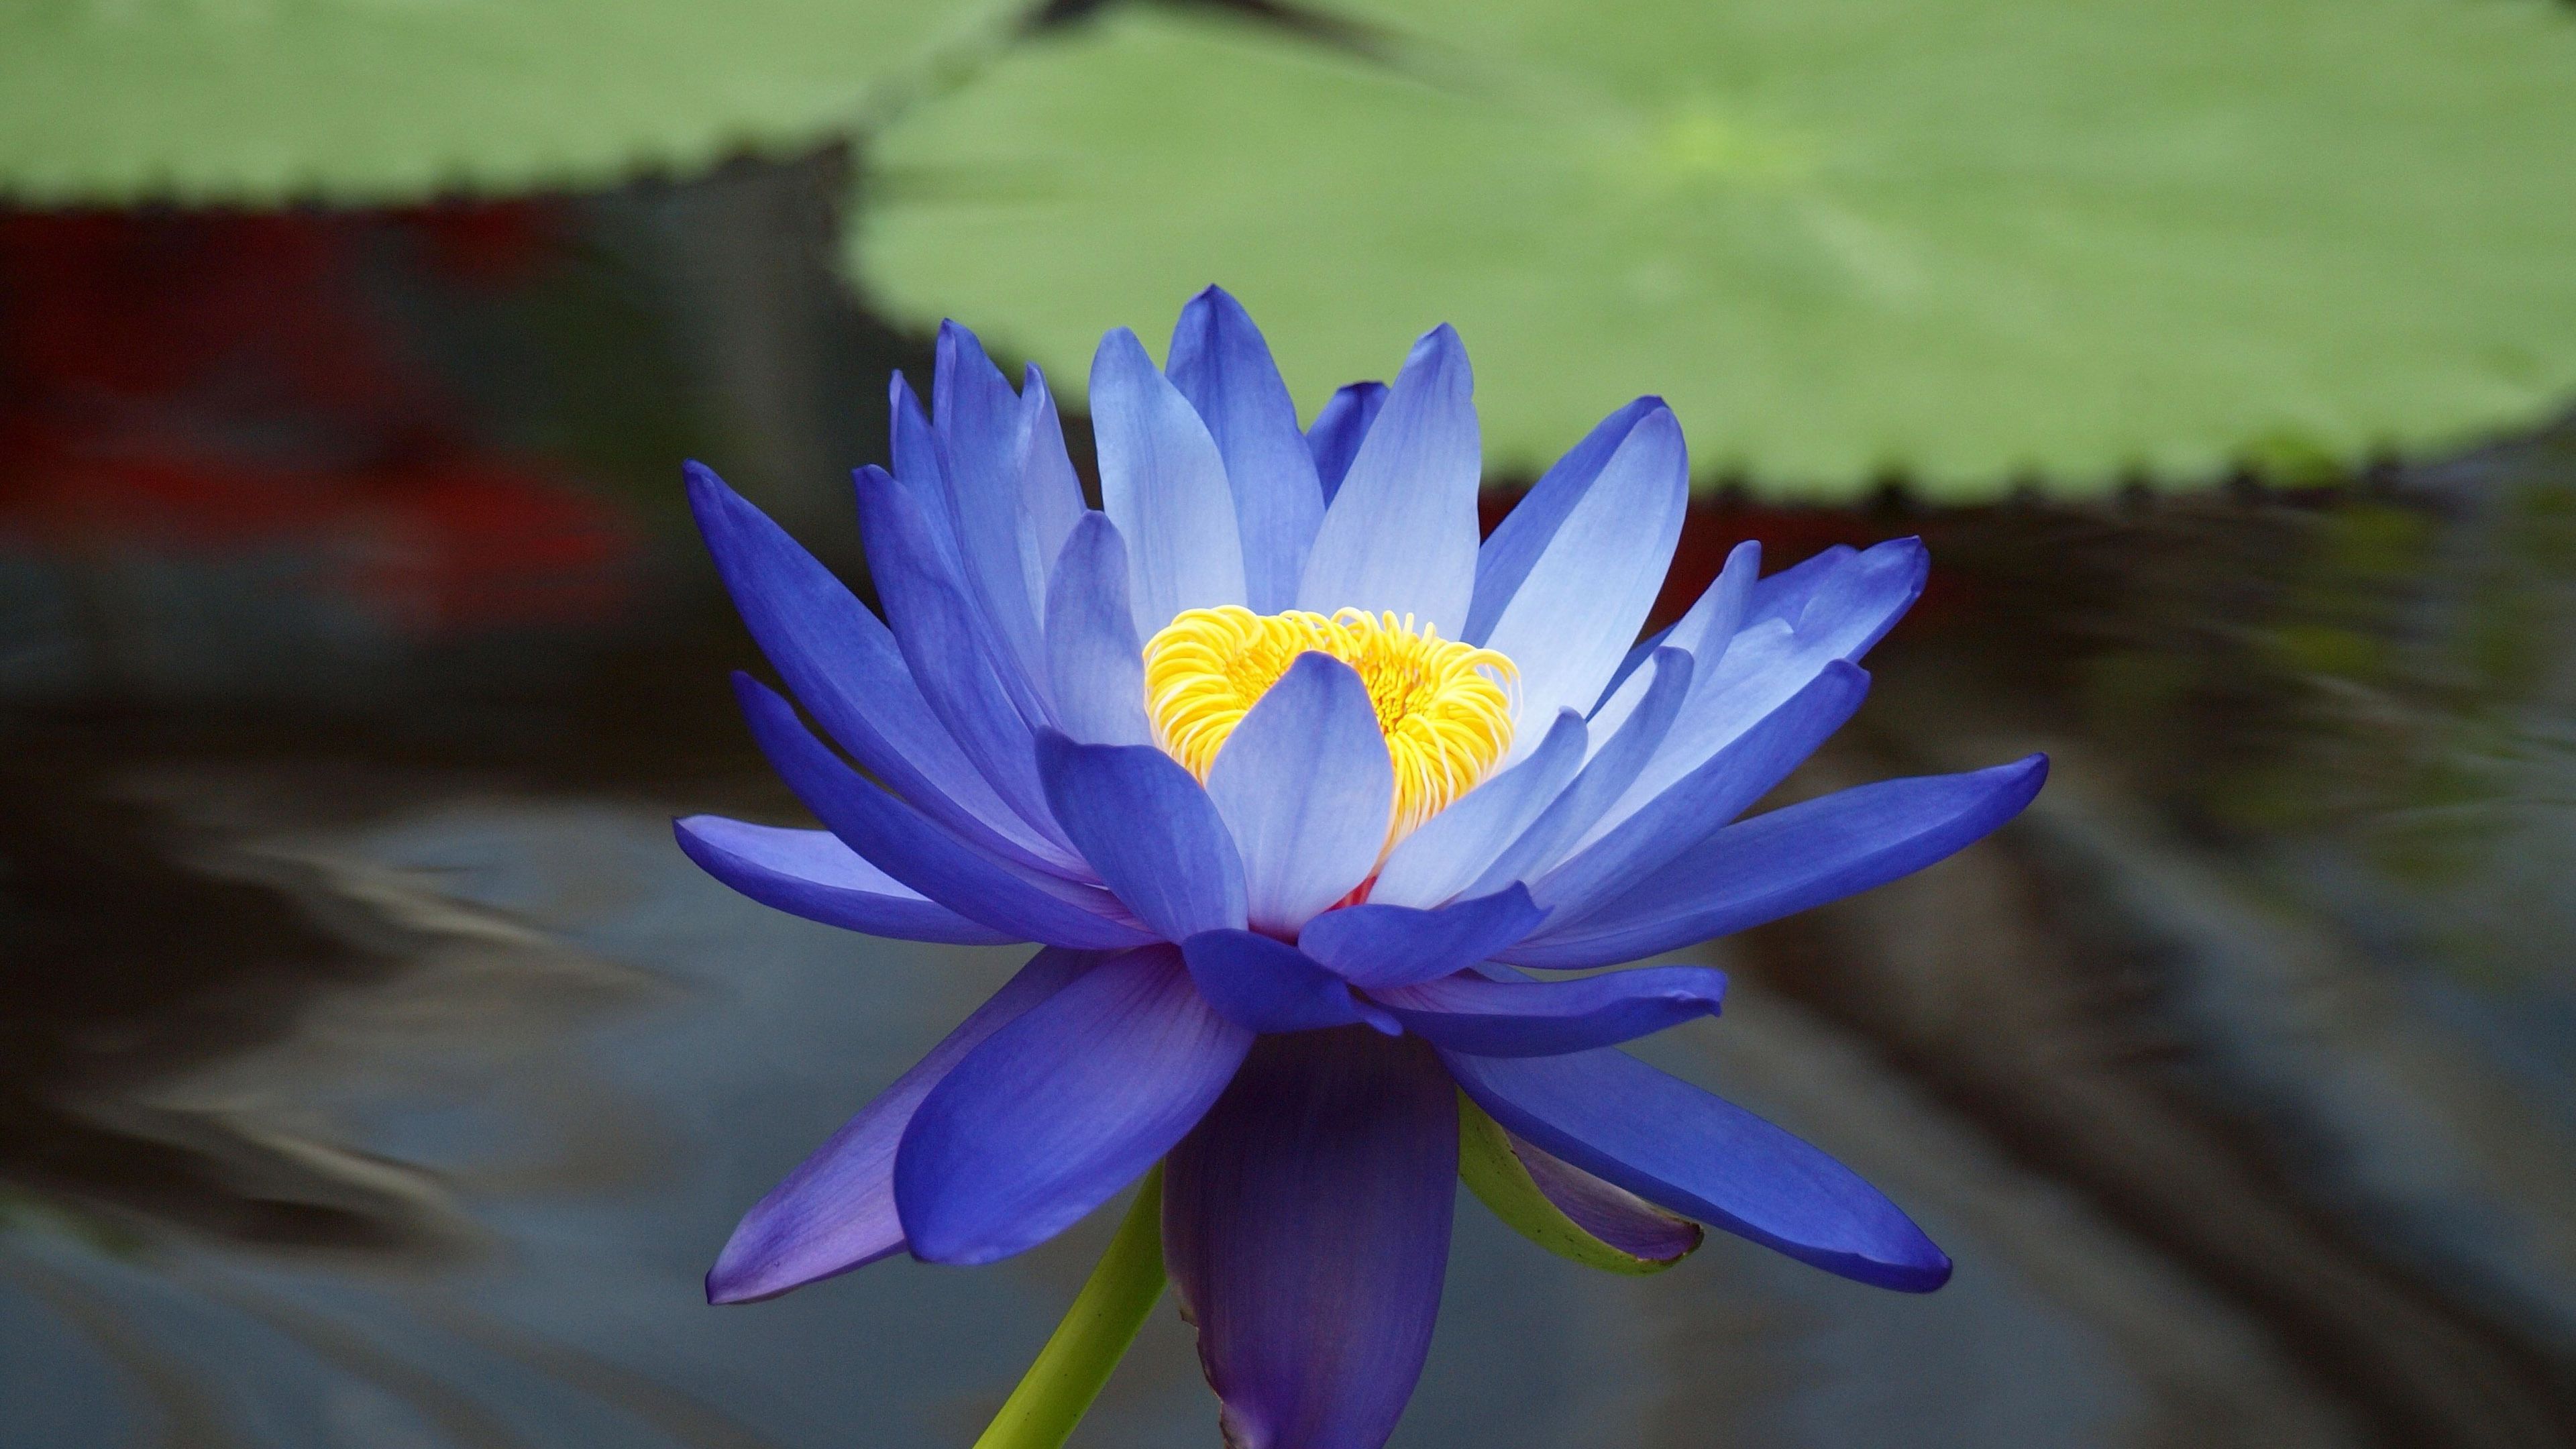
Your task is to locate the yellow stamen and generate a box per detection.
[1142,605,1517,844]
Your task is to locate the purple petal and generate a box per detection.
[1093,327,1247,638]
[1204,653,1393,936]
[1442,1045,1951,1291]
[853,466,1063,843]
[1296,883,1547,989]
[1534,661,1870,918]
[706,948,1095,1303]
[683,462,1057,873]
[1165,1028,1458,1449]
[1369,709,1587,909]
[1044,512,1152,747]
[1505,1127,1704,1265]
[733,674,1151,951]
[1501,755,2049,970]
[1305,380,1387,504]
[1297,324,1481,635]
[896,945,1251,1264]
[674,816,1014,945]
[1036,732,1248,940]
[1369,964,1725,1057]
[1168,286,1326,614]
[1477,407,1688,756]
[1180,929,1397,1035]
[1464,396,1668,645]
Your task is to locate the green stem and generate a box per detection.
[971,1165,1168,1449]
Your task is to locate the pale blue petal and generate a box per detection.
[674,816,1015,945]
[1369,710,1585,909]
[1464,396,1666,645]
[932,322,1051,698]
[1169,287,1326,614]
[1296,325,1480,634]
[1044,513,1152,747]
[1204,653,1393,935]
[1093,327,1248,639]
[1305,380,1387,504]
[1465,649,1692,897]
[1479,407,1688,762]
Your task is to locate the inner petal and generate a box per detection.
[1143,605,1517,842]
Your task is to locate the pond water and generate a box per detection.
[3,199,2575,1448]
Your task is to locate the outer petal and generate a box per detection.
[684,462,1055,872]
[1093,327,1248,639]
[1464,396,1668,646]
[734,674,1151,951]
[706,948,1095,1303]
[1036,733,1248,940]
[1044,512,1153,747]
[674,816,1014,945]
[1501,755,2050,969]
[1180,929,1397,1036]
[1014,364,1089,594]
[887,374,963,570]
[1168,287,1326,614]
[1305,380,1386,504]
[1442,1045,1951,1291]
[854,466,1063,844]
[1477,408,1688,762]
[1605,539,1927,834]
[1165,1028,1458,1449]
[1368,709,1586,910]
[1204,653,1393,935]
[1369,964,1726,1057]
[1536,661,1871,916]
[1295,884,1548,990]
[1297,325,1481,635]
[896,945,1252,1265]
[1661,539,1762,663]
[1464,648,1691,898]
[932,321,1051,696]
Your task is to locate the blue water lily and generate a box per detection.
[680,286,2044,1448]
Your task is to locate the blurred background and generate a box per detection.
[4,0,2576,1444]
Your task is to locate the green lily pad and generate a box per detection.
[0,0,1004,206]
[855,1,2576,495]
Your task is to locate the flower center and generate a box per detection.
[1142,606,1517,842]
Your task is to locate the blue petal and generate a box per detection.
[1441,1045,1951,1291]
[896,945,1252,1264]
[1370,964,1725,1057]
[1602,538,1927,837]
[1044,513,1152,747]
[1036,732,1248,940]
[1500,755,2049,969]
[888,372,963,571]
[674,816,1014,945]
[1180,929,1397,1035]
[1502,1127,1705,1265]
[1165,1028,1458,1449]
[1204,653,1393,935]
[1014,364,1089,591]
[1478,407,1688,758]
[1464,648,1692,897]
[1297,325,1481,634]
[1534,661,1870,918]
[1297,884,1548,989]
[1093,327,1248,639]
[684,462,1059,872]
[1168,286,1327,614]
[1464,396,1667,645]
[1305,380,1386,504]
[706,948,1095,1303]
[1369,709,1587,909]
[932,322,1053,695]
[1661,539,1761,662]
[854,466,1063,847]
[733,674,1151,951]
[1747,543,1855,627]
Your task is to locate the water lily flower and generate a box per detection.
[680,287,2045,1448]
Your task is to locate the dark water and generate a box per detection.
[5,174,2576,1448]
